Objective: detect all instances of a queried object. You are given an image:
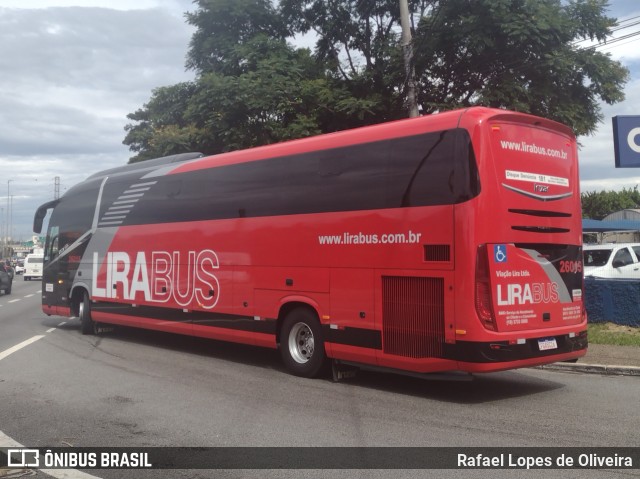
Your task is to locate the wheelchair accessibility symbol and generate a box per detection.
[494,245,507,263]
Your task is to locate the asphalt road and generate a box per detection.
[1,279,639,479]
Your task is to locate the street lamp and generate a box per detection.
[6,179,12,246]
[10,195,13,246]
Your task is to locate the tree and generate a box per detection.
[185,0,288,75]
[581,187,640,220]
[279,0,435,122]
[124,0,386,161]
[123,82,202,162]
[413,0,629,135]
[123,0,629,161]
[123,36,362,162]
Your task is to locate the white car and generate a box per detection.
[583,243,640,279]
[14,261,24,275]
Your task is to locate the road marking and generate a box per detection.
[46,328,56,333]
[0,336,45,361]
[24,294,35,298]
[58,321,67,327]
[0,333,103,478]
[0,430,103,479]
[8,299,20,303]
[0,324,101,479]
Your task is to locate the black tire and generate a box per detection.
[4,282,11,295]
[280,308,326,378]
[24,276,29,281]
[79,292,95,335]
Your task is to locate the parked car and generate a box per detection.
[0,263,12,294]
[583,243,640,279]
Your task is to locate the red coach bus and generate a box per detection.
[34,107,587,378]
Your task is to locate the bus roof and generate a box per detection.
[85,152,204,181]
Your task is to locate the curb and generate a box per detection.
[535,362,640,376]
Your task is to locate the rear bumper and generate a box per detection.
[43,304,71,317]
[446,331,588,370]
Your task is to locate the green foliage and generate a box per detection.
[185,0,288,75]
[414,0,629,135]
[123,0,629,161]
[123,82,201,163]
[581,187,640,220]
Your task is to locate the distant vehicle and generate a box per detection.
[4,260,14,280]
[583,243,640,279]
[0,263,12,294]
[14,259,24,275]
[24,253,44,281]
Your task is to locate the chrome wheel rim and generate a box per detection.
[288,323,314,364]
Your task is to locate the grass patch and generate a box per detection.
[588,322,640,347]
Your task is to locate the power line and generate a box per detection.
[597,35,640,53]
[585,29,640,52]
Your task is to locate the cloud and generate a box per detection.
[0,4,195,240]
[579,77,640,192]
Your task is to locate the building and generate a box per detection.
[583,209,640,244]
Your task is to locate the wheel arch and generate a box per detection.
[69,284,90,317]
[275,297,322,346]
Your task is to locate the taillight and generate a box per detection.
[475,245,497,331]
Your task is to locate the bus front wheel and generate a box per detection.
[280,308,326,378]
[79,292,95,335]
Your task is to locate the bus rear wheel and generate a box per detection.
[280,308,326,378]
[79,292,95,335]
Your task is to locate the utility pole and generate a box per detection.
[400,0,419,118]
[9,195,13,246]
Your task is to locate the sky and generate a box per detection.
[1,0,640,241]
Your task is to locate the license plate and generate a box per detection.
[538,338,558,351]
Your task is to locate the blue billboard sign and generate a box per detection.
[613,115,640,168]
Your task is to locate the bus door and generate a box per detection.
[43,226,86,308]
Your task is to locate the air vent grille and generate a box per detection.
[424,244,451,262]
[382,276,445,358]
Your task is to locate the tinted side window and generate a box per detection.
[122,128,480,225]
[613,248,634,267]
